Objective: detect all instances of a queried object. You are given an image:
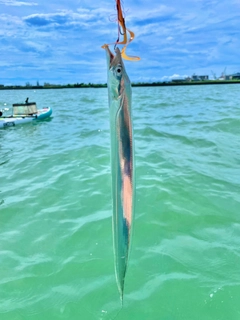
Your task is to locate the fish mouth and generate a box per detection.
[103,45,122,69]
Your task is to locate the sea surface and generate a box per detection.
[0,84,240,320]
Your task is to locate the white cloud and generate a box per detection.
[0,0,240,85]
[23,9,109,30]
[160,74,190,82]
[0,0,37,6]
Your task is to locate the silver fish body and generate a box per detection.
[104,46,135,300]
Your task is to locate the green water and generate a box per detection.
[0,85,240,320]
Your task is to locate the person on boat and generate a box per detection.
[25,97,29,104]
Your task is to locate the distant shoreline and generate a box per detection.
[1,80,240,90]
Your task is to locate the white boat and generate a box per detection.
[0,102,52,129]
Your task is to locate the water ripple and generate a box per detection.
[1,86,240,319]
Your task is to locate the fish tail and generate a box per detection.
[120,291,124,307]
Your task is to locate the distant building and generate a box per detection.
[172,78,188,83]
[191,74,209,81]
[230,73,240,80]
[171,76,192,83]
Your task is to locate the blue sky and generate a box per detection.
[0,0,239,85]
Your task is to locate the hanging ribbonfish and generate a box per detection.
[103,44,135,302]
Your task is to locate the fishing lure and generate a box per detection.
[102,0,140,61]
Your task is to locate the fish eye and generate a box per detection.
[115,64,122,78]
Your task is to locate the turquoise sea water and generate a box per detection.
[0,85,240,320]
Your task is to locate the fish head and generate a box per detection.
[104,45,131,101]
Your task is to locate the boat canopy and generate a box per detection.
[12,102,37,116]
